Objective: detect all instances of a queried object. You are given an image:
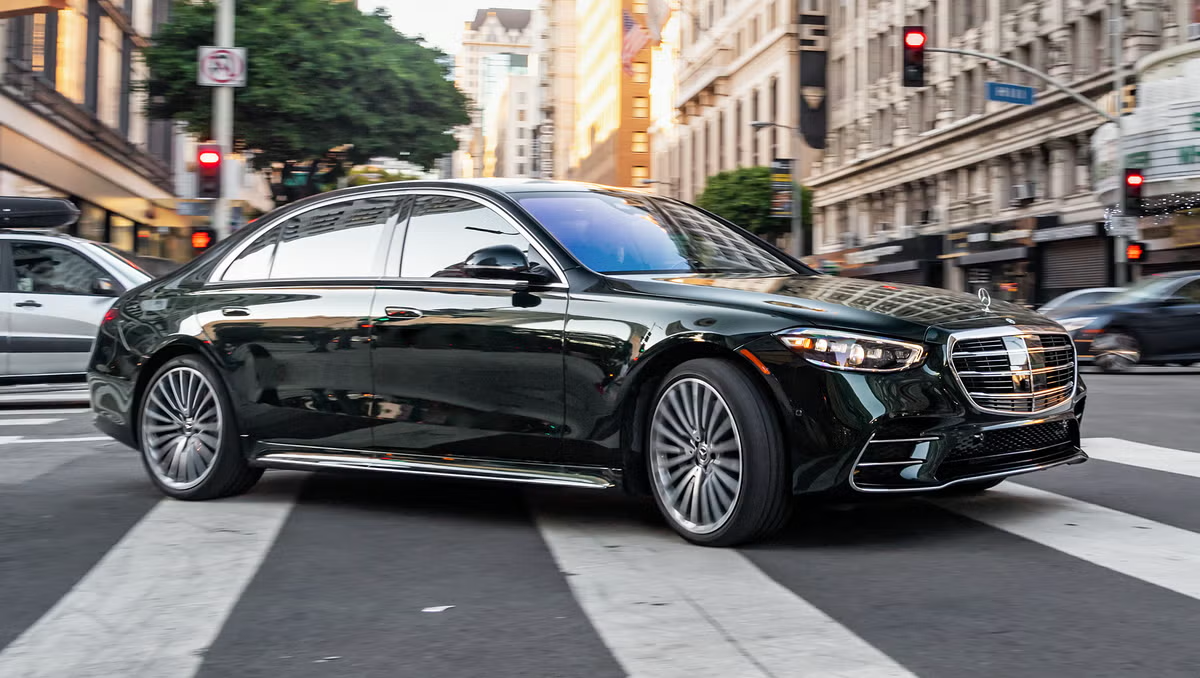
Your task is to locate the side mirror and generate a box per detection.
[0,197,80,229]
[92,277,119,296]
[462,244,552,283]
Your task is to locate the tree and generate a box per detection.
[141,0,468,203]
[696,166,813,238]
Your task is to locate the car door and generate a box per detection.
[6,240,120,377]
[369,191,568,464]
[193,193,404,450]
[1158,278,1200,357]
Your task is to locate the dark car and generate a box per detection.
[88,179,1087,546]
[1045,271,1200,372]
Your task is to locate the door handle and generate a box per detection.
[379,307,423,321]
[15,300,42,308]
[221,307,250,317]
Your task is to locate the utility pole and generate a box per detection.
[1111,0,1128,285]
[211,0,235,240]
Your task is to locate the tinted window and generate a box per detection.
[515,192,796,275]
[222,226,279,281]
[11,243,108,295]
[1176,279,1200,302]
[270,197,397,279]
[399,196,546,279]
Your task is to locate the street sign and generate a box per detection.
[198,47,247,87]
[1107,216,1138,237]
[769,158,793,218]
[986,82,1035,106]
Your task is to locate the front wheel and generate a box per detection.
[138,354,262,500]
[646,358,791,546]
[1094,332,1140,373]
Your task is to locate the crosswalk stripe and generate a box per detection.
[933,484,1200,602]
[0,419,63,427]
[0,408,90,415]
[0,476,301,678]
[0,436,111,445]
[1082,437,1200,480]
[534,502,915,678]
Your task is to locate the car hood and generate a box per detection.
[610,273,1060,342]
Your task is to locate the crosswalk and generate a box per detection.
[2,406,1200,678]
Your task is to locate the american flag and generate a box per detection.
[621,11,651,76]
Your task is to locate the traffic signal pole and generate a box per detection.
[211,0,235,240]
[1110,0,1128,284]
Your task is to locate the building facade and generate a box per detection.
[489,73,539,178]
[454,8,534,179]
[809,0,1195,306]
[536,0,576,179]
[569,0,652,187]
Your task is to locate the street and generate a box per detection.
[0,373,1197,678]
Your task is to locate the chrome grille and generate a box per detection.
[950,331,1077,414]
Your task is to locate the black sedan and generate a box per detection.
[88,179,1087,546]
[1046,271,1200,372]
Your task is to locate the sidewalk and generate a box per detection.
[0,383,91,409]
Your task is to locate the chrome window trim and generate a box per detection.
[946,325,1078,416]
[208,187,570,289]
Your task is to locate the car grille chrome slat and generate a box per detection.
[950,331,1077,415]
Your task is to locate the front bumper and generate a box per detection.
[739,328,1088,495]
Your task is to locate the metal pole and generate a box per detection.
[211,0,235,240]
[792,128,804,259]
[1111,0,1128,285]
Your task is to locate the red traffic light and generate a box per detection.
[904,31,927,48]
[1125,173,1144,187]
[192,231,213,249]
[1126,242,1145,261]
[198,151,221,166]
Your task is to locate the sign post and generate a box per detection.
[197,0,242,240]
[770,158,793,218]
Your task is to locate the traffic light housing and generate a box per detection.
[196,143,222,199]
[1123,168,1144,215]
[1125,241,1146,262]
[902,26,926,88]
[191,225,217,254]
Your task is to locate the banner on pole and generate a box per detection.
[770,158,793,218]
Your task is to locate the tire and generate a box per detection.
[1094,332,1140,373]
[645,358,791,546]
[137,354,262,500]
[934,478,1005,495]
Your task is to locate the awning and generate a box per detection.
[0,1,67,19]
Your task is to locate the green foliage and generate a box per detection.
[346,166,419,187]
[696,166,812,237]
[141,0,468,178]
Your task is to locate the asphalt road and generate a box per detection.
[0,373,1198,678]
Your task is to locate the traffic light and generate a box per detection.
[1123,168,1144,215]
[196,143,222,199]
[1125,241,1146,262]
[902,26,927,88]
[191,226,217,254]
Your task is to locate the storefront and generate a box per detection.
[837,235,943,287]
[1031,219,1115,302]
[944,219,1039,306]
[1140,210,1200,275]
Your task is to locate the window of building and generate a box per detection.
[97,17,123,130]
[751,89,760,165]
[517,127,525,139]
[717,111,725,169]
[768,1,777,30]
[751,15,759,44]
[632,61,650,84]
[399,196,544,279]
[518,162,527,175]
[633,0,648,13]
[518,109,527,121]
[769,78,779,159]
[12,243,108,296]
[631,166,650,183]
[271,197,397,279]
[633,96,650,118]
[632,131,649,153]
[518,144,526,157]
[517,92,526,105]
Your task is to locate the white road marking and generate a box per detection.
[534,499,914,678]
[0,408,90,415]
[0,418,63,426]
[0,435,112,445]
[933,483,1200,602]
[0,475,302,678]
[1082,437,1200,480]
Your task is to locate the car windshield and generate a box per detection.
[1109,277,1182,304]
[1042,290,1120,311]
[515,191,799,275]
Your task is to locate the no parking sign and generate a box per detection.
[197,47,247,87]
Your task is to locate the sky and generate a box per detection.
[359,1,541,55]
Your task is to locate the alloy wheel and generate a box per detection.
[141,366,223,491]
[649,378,743,535]
[1094,333,1140,373]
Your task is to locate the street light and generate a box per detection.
[750,121,805,259]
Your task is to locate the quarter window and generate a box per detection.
[399,196,547,280]
[222,225,279,281]
[11,243,109,296]
[270,197,398,279]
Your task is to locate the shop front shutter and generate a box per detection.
[1041,238,1108,289]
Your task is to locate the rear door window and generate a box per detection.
[270,197,400,280]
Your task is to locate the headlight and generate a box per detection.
[1057,317,1097,332]
[777,329,926,372]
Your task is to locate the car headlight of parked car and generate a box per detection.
[776,329,926,372]
[1057,317,1098,333]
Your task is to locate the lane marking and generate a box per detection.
[534,499,914,678]
[0,436,112,445]
[0,476,302,677]
[933,484,1200,602]
[0,418,63,426]
[1082,437,1200,480]
[0,408,91,415]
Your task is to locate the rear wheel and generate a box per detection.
[1094,332,1140,373]
[646,358,791,546]
[138,355,262,500]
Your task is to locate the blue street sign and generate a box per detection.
[986,82,1036,106]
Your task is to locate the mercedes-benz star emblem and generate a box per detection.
[977,287,992,312]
